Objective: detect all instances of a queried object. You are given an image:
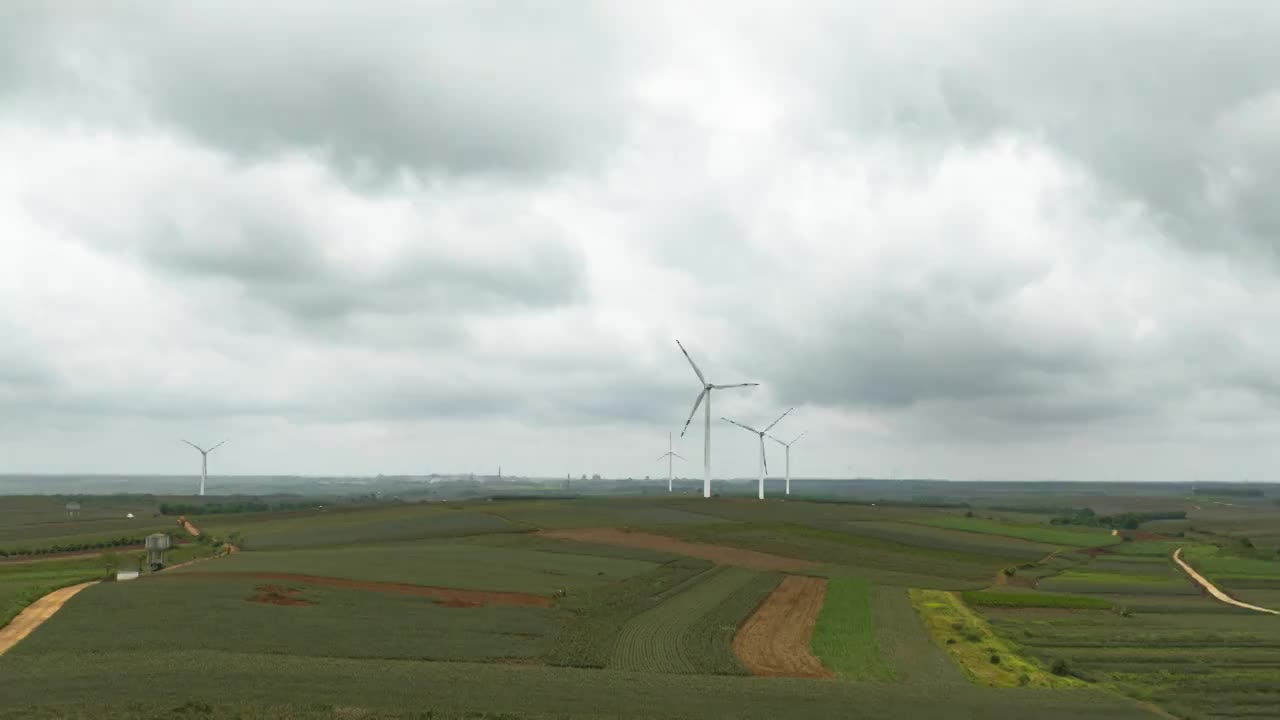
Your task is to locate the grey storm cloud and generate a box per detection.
[5,2,1280,479]
[0,2,630,178]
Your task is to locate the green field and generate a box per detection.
[200,505,522,549]
[915,518,1120,548]
[4,492,1258,719]
[175,540,660,595]
[960,591,1112,610]
[811,576,892,679]
[611,566,772,674]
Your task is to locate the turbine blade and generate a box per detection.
[711,383,759,390]
[792,431,806,445]
[680,389,706,437]
[766,434,787,447]
[672,452,687,461]
[761,439,769,475]
[675,339,706,384]
[208,440,228,453]
[763,407,794,433]
[180,439,205,453]
[657,453,669,461]
[721,417,760,434]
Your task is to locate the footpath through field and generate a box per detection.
[538,528,817,572]
[733,576,831,678]
[0,581,97,656]
[1172,548,1280,615]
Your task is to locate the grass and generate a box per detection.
[177,541,660,595]
[811,576,892,679]
[911,589,1086,689]
[817,520,1058,561]
[871,586,967,686]
[0,556,113,626]
[0,650,1161,720]
[10,575,559,663]
[656,522,1010,587]
[960,591,1112,610]
[547,558,714,668]
[916,518,1120,548]
[610,566,768,674]
[1038,571,1198,595]
[200,506,522,549]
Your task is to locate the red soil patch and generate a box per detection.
[733,576,831,678]
[539,528,817,572]
[248,584,311,606]
[171,571,553,608]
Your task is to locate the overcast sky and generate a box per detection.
[3,2,1280,482]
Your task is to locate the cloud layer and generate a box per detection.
[3,2,1280,481]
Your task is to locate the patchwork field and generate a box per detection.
[3,491,1260,719]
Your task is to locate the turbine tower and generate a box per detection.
[723,408,793,500]
[767,431,806,496]
[677,339,759,498]
[657,431,687,493]
[181,440,227,497]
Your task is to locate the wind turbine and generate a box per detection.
[657,431,687,493]
[722,408,793,500]
[181,440,226,497]
[767,431,806,496]
[677,339,759,498]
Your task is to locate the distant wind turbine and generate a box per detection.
[657,431,687,493]
[181,440,227,497]
[767,431,806,496]
[723,408,793,500]
[677,339,759,498]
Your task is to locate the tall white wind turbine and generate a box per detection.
[656,431,687,493]
[181,440,227,497]
[677,339,759,499]
[723,408,793,500]
[767,431,806,496]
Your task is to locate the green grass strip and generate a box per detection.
[811,576,892,679]
[960,591,1111,610]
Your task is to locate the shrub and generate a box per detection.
[989,654,1001,665]
[1051,659,1070,676]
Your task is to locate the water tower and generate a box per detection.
[145,533,172,571]
[64,501,81,519]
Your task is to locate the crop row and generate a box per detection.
[960,591,1111,610]
[610,566,771,674]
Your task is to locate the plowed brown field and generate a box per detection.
[539,528,817,572]
[165,571,554,608]
[733,575,831,678]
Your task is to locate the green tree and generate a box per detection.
[101,551,121,577]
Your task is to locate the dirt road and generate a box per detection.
[733,576,831,678]
[178,516,200,536]
[1173,548,1279,616]
[0,581,98,656]
[539,528,817,572]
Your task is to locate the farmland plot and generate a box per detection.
[180,542,658,595]
[611,566,771,674]
[915,518,1120,548]
[809,576,890,679]
[201,507,520,549]
[818,520,1058,561]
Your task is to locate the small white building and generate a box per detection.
[116,570,139,582]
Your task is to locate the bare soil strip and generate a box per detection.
[0,581,98,656]
[163,571,554,608]
[178,516,201,537]
[1173,548,1280,616]
[733,575,832,678]
[539,528,817,572]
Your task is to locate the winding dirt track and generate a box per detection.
[539,528,817,572]
[733,576,832,678]
[1173,548,1280,616]
[162,571,554,608]
[0,581,98,656]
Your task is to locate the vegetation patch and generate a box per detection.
[911,589,1085,689]
[810,576,891,679]
[610,566,767,674]
[916,518,1119,548]
[960,591,1111,610]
